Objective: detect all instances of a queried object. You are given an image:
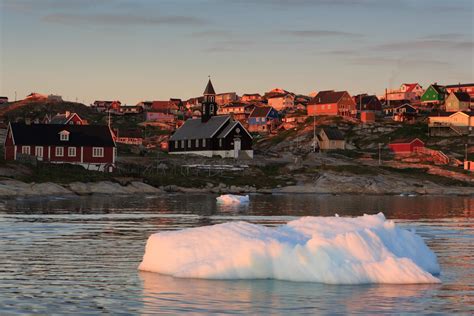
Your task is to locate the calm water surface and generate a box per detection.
[0,194,473,314]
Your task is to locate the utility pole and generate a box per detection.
[378,143,382,165]
[465,143,468,162]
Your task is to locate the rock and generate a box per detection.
[68,182,92,195]
[30,182,71,195]
[128,181,161,193]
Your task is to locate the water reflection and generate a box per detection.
[140,272,441,314]
[3,194,473,219]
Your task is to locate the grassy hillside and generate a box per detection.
[2,100,105,124]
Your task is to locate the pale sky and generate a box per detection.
[1,0,473,104]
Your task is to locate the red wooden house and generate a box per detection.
[307,90,356,117]
[389,138,425,154]
[46,111,87,125]
[4,123,116,172]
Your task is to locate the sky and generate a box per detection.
[0,0,473,104]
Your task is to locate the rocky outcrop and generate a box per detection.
[274,171,474,195]
[0,180,161,197]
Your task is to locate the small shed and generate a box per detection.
[316,127,345,150]
[389,138,425,154]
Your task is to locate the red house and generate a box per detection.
[46,111,87,125]
[4,123,116,172]
[307,90,356,117]
[389,138,425,154]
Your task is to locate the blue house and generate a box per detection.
[248,106,279,133]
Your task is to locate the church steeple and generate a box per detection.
[201,77,217,122]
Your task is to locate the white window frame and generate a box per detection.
[92,147,104,158]
[188,139,191,148]
[219,139,222,147]
[55,146,64,157]
[202,139,206,147]
[22,146,30,155]
[68,147,76,157]
[195,139,199,147]
[181,140,184,149]
[35,146,43,158]
[59,131,69,141]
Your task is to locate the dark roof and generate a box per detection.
[203,79,216,95]
[249,106,272,118]
[309,91,347,105]
[216,121,238,138]
[430,84,446,94]
[428,112,452,117]
[453,91,471,102]
[49,114,69,124]
[321,127,344,140]
[169,115,230,141]
[9,123,115,146]
[445,83,474,88]
[242,93,261,97]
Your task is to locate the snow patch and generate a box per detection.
[138,213,440,284]
[216,194,249,204]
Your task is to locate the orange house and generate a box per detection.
[307,91,356,117]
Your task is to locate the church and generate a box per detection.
[168,79,253,159]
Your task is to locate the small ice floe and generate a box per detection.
[139,212,441,284]
[216,194,250,205]
[400,193,417,197]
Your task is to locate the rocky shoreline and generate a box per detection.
[0,174,472,198]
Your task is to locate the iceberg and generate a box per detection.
[138,213,440,284]
[216,194,250,204]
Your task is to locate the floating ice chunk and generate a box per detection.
[138,213,440,284]
[216,194,250,204]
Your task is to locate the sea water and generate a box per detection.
[0,194,472,314]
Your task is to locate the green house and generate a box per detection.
[421,84,446,105]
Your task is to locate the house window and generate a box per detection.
[68,147,76,157]
[195,139,199,147]
[55,147,64,157]
[175,140,178,149]
[188,140,192,148]
[35,147,43,158]
[21,146,30,155]
[59,131,69,141]
[92,147,104,157]
[202,139,206,147]
[219,139,222,147]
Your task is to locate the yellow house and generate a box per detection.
[445,91,471,112]
[429,111,474,136]
[267,94,295,111]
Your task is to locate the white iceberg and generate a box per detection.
[216,194,250,204]
[138,213,440,284]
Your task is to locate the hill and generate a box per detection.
[0,100,105,125]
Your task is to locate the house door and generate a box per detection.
[233,138,241,158]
